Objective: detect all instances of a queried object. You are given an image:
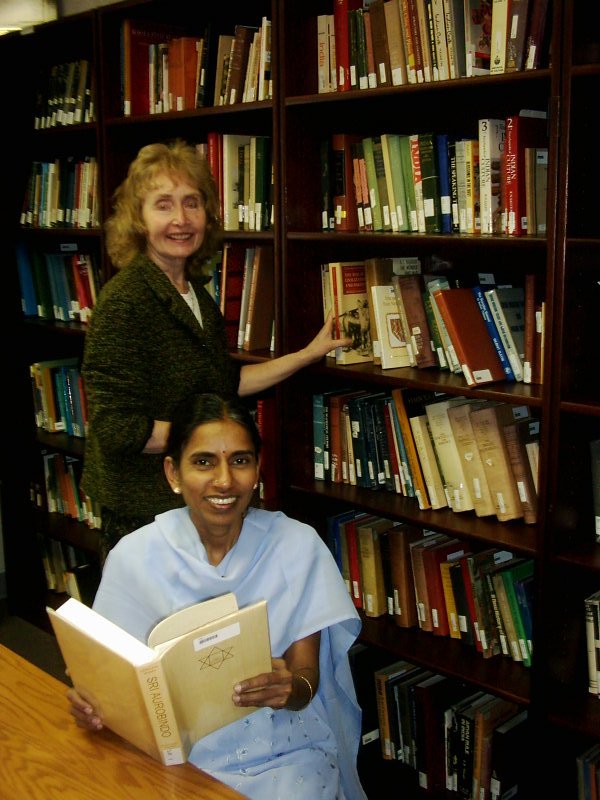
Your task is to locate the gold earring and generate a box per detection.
[253,483,258,490]
[174,487,181,494]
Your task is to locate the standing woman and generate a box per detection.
[81,140,349,560]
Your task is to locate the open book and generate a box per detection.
[47,592,272,765]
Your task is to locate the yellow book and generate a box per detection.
[47,593,272,766]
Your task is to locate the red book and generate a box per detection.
[168,37,201,111]
[333,0,363,91]
[256,396,277,502]
[504,112,548,236]
[122,19,183,116]
[219,242,246,349]
[422,538,468,637]
[432,287,506,387]
[332,133,361,231]
[344,512,373,608]
[459,552,484,654]
[524,0,550,70]
[206,131,223,219]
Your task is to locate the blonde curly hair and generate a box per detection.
[105,139,222,277]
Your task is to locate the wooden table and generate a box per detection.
[0,644,246,799]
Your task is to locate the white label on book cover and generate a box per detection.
[193,621,241,651]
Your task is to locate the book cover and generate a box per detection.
[439,559,462,639]
[47,593,271,765]
[591,439,600,544]
[221,133,252,231]
[433,287,506,387]
[584,589,600,695]
[385,524,423,628]
[488,709,529,799]
[122,19,184,116]
[483,286,526,381]
[392,274,437,369]
[357,516,395,617]
[370,284,412,369]
[478,118,506,234]
[380,133,410,232]
[329,261,374,365]
[500,558,534,665]
[466,548,513,659]
[425,397,475,513]
[442,0,467,78]
[334,0,364,90]
[470,402,530,522]
[364,256,420,364]
[504,0,531,72]
[470,695,520,800]
[422,537,467,637]
[524,0,549,70]
[449,555,476,646]
[489,0,510,74]
[446,400,496,518]
[409,532,448,632]
[418,131,442,233]
[374,659,419,760]
[471,285,515,380]
[435,132,453,233]
[384,0,408,85]
[464,0,492,76]
[219,241,246,349]
[369,0,392,87]
[391,388,438,510]
[505,111,548,235]
[332,133,361,231]
[502,417,539,524]
[243,246,274,352]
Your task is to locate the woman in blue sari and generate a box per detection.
[68,392,367,800]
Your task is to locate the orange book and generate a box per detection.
[422,537,468,637]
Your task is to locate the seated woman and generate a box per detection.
[68,392,367,800]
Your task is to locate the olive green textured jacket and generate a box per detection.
[81,255,241,517]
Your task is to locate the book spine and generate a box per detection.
[136,661,186,765]
[471,286,515,380]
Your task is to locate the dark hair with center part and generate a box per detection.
[166,393,262,465]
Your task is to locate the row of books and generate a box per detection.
[591,438,600,545]
[577,741,600,800]
[323,257,544,387]
[20,155,100,230]
[17,244,100,324]
[34,58,95,129]
[202,133,273,232]
[319,0,549,94]
[38,534,101,603]
[120,16,272,117]
[212,19,273,106]
[324,110,548,237]
[219,242,275,353]
[315,386,540,523]
[37,451,100,531]
[328,511,535,666]
[30,358,88,438]
[370,656,528,798]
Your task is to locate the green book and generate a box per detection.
[501,558,534,666]
[380,133,410,232]
[361,136,383,231]
[398,134,418,232]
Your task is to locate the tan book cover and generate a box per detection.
[409,532,447,632]
[446,400,496,517]
[357,516,395,617]
[408,412,447,510]
[47,593,272,766]
[243,245,274,352]
[439,559,462,639]
[469,402,529,522]
[370,284,411,369]
[425,397,475,512]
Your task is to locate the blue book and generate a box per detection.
[435,133,453,233]
[15,242,38,316]
[471,285,515,381]
[326,509,358,583]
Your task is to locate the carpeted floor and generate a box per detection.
[0,602,68,684]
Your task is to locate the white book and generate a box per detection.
[478,118,505,234]
[425,397,475,512]
[370,284,412,369]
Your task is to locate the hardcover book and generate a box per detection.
[483,286,526,381]
[504,111,548,235]
[370,284,412,369]
[470,402,530,522]
[392,274,437,369]
[332,133,361,231]
[432,287,506,387]
[328,261,374,365]
[478,118,506,234]
[47,593,272,765]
